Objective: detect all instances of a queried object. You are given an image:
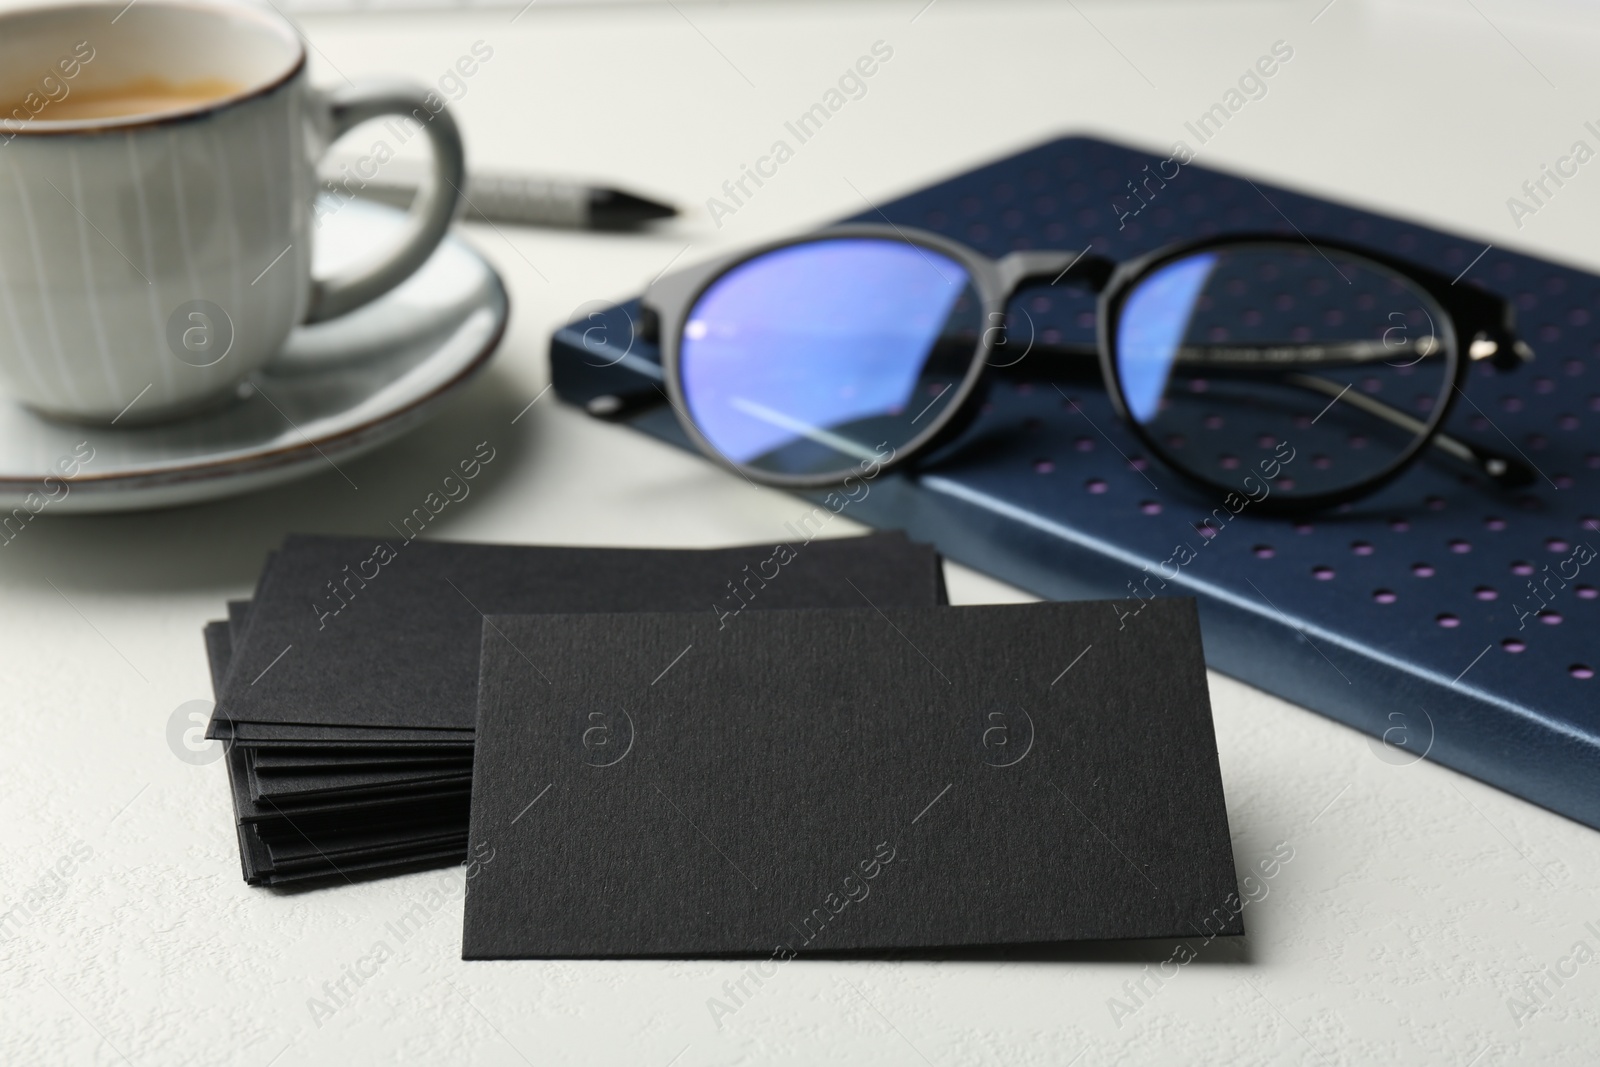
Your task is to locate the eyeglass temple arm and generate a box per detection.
[1283,372,1535,487]
[1001,247,1536,371]
[1011,341,1535,488]
[1449,283,1534,372]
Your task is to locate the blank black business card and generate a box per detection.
[214,532,944,734]
[462,598,1238,958]
[206,532,947,886]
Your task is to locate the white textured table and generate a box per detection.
[4,1,1600,1063]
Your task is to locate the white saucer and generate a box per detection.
[0,199,508,513]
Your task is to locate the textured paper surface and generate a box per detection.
[464,599,1238,958]
[215,532,944,733]
[206,532,945,885]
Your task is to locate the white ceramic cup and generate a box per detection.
[0,0,465,423]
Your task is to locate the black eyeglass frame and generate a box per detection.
[640,224,1532,514]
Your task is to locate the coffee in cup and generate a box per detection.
[0,1,466,424]
[3,76,247,123]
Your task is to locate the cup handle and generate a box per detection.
[303,81,466,325]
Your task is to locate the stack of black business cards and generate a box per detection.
[202,532,946,886]
[463,597,1239,957]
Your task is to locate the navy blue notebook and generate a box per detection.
[550,135,1600,830]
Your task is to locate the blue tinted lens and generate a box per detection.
[1113,244,1454,500]
[1115,252,1218,424]
[679,238,981,477]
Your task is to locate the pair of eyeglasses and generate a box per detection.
[631,226,1534,513]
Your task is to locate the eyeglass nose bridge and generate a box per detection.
[994,249,1116,297]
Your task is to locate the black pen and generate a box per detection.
[330,169,677,230]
